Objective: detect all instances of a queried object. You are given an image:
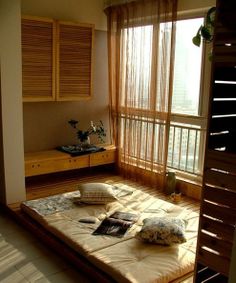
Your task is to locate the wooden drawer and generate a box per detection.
[90,150,115,167]
[25,146,116,177]
[25,155,89,177]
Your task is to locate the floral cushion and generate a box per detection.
[78,183,118,204]
[135,217,187,245]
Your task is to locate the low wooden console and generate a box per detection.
[24,145,116,177]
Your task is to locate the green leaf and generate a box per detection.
[192,34,201,47]
[201,26,212,42]
[206,7,216,26]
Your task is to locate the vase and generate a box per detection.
[79,136,90,150]
[165,171,176,195]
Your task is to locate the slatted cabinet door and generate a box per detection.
[56,21,94,101]
[22,16,56,102]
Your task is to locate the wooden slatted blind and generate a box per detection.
[57,22,94,101]
[195,0,236,281]
[22,17,55,101]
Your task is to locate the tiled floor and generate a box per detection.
[0,209,92,283]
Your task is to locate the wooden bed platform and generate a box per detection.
[6,169,200,283]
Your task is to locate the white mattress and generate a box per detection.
[21,183,199,283]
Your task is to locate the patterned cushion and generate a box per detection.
[78,183,118,204]
[135,217,187,245]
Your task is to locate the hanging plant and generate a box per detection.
[192,7,216,51]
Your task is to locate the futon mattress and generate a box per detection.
[21,183,199,283]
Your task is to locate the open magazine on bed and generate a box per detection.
[92,211,139,237]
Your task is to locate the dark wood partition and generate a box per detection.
[194,0,236,282]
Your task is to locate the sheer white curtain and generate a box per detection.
[106,0,178,188]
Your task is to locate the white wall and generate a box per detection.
[178,0,216,11]
[0,0,26,204]
[21,0,107,31]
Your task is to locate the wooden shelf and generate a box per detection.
[25,145,116,177]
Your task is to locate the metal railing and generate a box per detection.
[167,122,206,176]
[119,114,207,179]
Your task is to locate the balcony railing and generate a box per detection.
[119,114,207,180]
[167,122,206,177]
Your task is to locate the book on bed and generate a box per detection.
[92,211,139,237]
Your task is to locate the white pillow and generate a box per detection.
[135,217,187,245]
[78,183,118,204]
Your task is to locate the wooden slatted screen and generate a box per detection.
[22,17,55,102]
[195,0,236,282]
[57,22,94,101]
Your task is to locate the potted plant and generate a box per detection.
[68,119,106,146]
[192,7,216,59]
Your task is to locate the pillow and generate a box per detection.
[78,183,118,204]
[135,217,187,245]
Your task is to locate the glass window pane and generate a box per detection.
[120,26,153,109]
[172,18,204,115]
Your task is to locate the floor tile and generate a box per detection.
[15,254,68,282]
[5,228,37,247]
[0,218,24,237]
[0,266,28,283]
[0,240,29,271]
[0,211,90,283]
[34,268,91,283]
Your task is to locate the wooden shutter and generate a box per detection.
[195,1,236,282]
[56,21,94,101]
[22,16,56,102]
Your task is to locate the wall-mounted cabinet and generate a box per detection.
[57,21,94,101]
[22,17,56,102]
[22,16,94,102]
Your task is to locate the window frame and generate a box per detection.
[118,9,212,183]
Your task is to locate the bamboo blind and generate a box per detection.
[56,22,94,101]
[22,17,56,102]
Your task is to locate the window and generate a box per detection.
[120,26,153,109]
[172,18,203,116]
[168,17,207,180]
[119,16,208,181]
